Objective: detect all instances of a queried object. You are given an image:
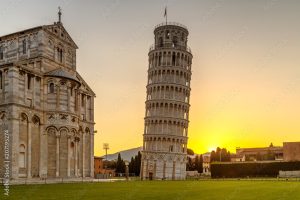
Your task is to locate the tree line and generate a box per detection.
[106,147,232,175]
[210,147,231,162]
[111,152,141,175]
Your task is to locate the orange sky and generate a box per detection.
[2,0,300,155]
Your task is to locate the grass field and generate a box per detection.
[1,180,300,200]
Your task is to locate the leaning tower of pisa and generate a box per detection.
[141,22,193,180]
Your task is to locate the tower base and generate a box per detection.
[140,151,187,180]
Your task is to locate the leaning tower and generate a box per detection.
[141,22,193,180]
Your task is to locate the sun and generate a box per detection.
[208,146,217,152]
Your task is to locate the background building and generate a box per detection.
[0,13,95,180]
[141,22,193,180]
[94,156,115,178]
[202,152,211,175]
[235,143,283,162]
[283,142,300,161]
[94,156,104,177]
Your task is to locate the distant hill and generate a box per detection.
[100,147,142,161]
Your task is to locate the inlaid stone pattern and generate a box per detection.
[141,22,193,180]
[0,20,95,180]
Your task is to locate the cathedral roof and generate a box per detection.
[0,22,78,49]
[45,68,80,83]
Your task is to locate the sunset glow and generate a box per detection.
[2,0,300,156]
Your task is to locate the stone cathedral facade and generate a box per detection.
[0,18,95,180]
[141,22,193,180]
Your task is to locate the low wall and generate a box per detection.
[279,170,300,178]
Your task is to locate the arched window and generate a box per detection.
[22,40,27,54]
[172,53,176,65]
[81,94,85,107]
[0,46,3,60]
[159,37,163,47]
[19,144,26,168]
[27,74,31,90]
[0,71,2,89]
[165,30,170,39]
[172,36,178,47]
[57,48,63,63]
[49,83,55,93]
[158,54,162,66]
[32,115,40,125]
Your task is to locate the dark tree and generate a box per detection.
[116,153,125,173]
[210,151,217,162]
[194,155,203,173]
[129,157,135,174]
[186,157,194,171]
[129,151,142,176]
[105,160,116,169]
[187,148,195,155]
[135,151,142,176]
[210,147,231,162]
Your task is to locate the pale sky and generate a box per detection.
[2,0,300,155]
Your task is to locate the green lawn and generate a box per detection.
[1,180,300,200]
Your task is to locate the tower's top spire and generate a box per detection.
[58,6,62,23]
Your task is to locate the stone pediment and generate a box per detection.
[44,22,78,49]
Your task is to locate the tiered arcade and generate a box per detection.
[141,22,193,180]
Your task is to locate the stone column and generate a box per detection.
[160,139,163,151]
[27,121,32,178]
[77,92,81,116]
[91,96,95,121]
[39,124,45,178]
[32,76,35,107]
[1,70,4,102]
[159,86,162,99]
[181,161,185,180]
[174,72,176,82]
[10,113,20,179]
[24,73,27,104]
[67,135,71,177]
[67,84,71,112]
[40,77,44,109]
[56,85,60,110]
[153,160,157,179]
[56,134,60,177]
[172,161,175,180]
[90,131,94,177]
[84,95,88,120]
[74,138,78,177]
[163,160,166,180]
[74,90,77,112]
[145,159,149,179]
[82,132,85,177]
[140,161,144,180]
